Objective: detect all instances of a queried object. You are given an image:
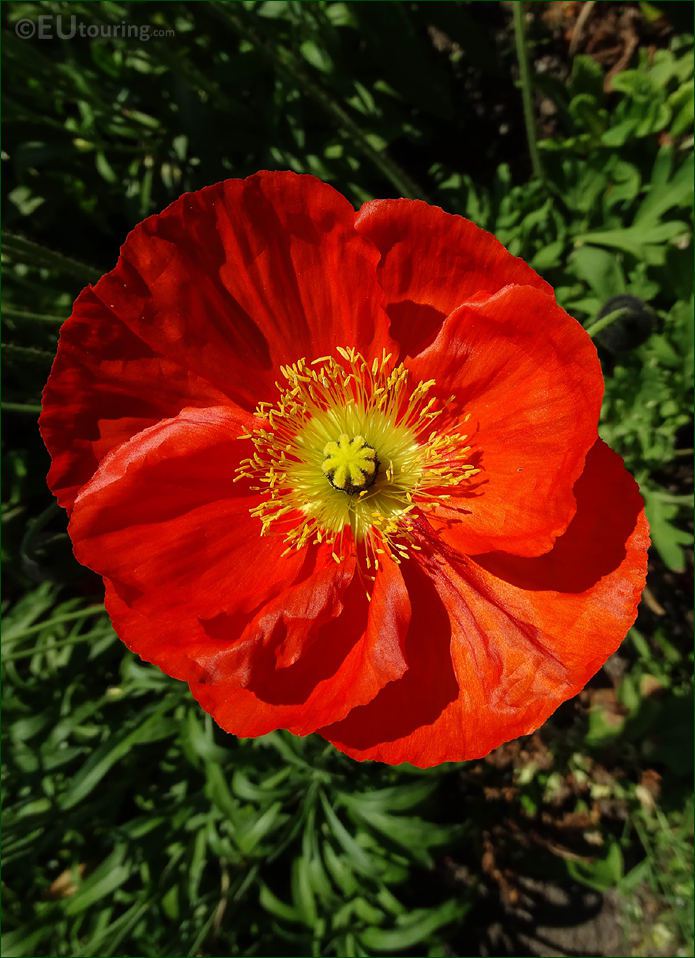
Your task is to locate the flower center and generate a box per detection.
[236,347,478,567]
[322,434,378,494]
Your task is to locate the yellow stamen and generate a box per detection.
[235,348,478,566]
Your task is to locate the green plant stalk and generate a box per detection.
[1,401,42,414]
[585,308,628,339]
[3,232,100,284]
[3,343,55,362]
[3,605,107,645]
[3,305,65,325]
[2,631,113,662]
[512,1,544,182]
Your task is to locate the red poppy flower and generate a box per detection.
[40,172,649,767]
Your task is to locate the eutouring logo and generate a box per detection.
[14,16,174,42]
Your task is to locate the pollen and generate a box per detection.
[235,347,479,567]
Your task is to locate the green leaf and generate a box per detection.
[319,792,373,875]
[643,490,693,572]
[569,246,626,300]
[300,40,333,74]
[205,762,242,824]
[258,882,301,923]
[235,801,285,856]
[344,805,460,866]
[291,855,318,926]
[636,151,694,225]
[566,842,624,892]
[359,898,467,952]
[59,699,174,809]
[574,220,688,264]
[569,55,604,99]
[64,847,130,916]
[531,238,565,271]
[339,780,436,813]
[1,924,53,957]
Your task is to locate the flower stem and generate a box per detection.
[3,305,64,325]
[513,1,543,182]
[1,401,42,414]
[585,308,627,339]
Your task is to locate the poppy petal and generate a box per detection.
[408,284,603,557]
[69,405,308,681]
[320,441,649,767]
[41,171,393,512]
[69,405,410,733]
[188,549,411,736]
[40,289,231,513]
[355,198,551,357]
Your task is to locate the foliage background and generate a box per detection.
[2,2,693,956]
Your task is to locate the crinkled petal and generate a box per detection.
[320,442,649,767]
[189,550,411,736]
[408,284,604,557]
[355,198,551,358]
[69,405,410,733]
[40,290,230,512]
[41,171,393,511]
[68,406,308,678]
